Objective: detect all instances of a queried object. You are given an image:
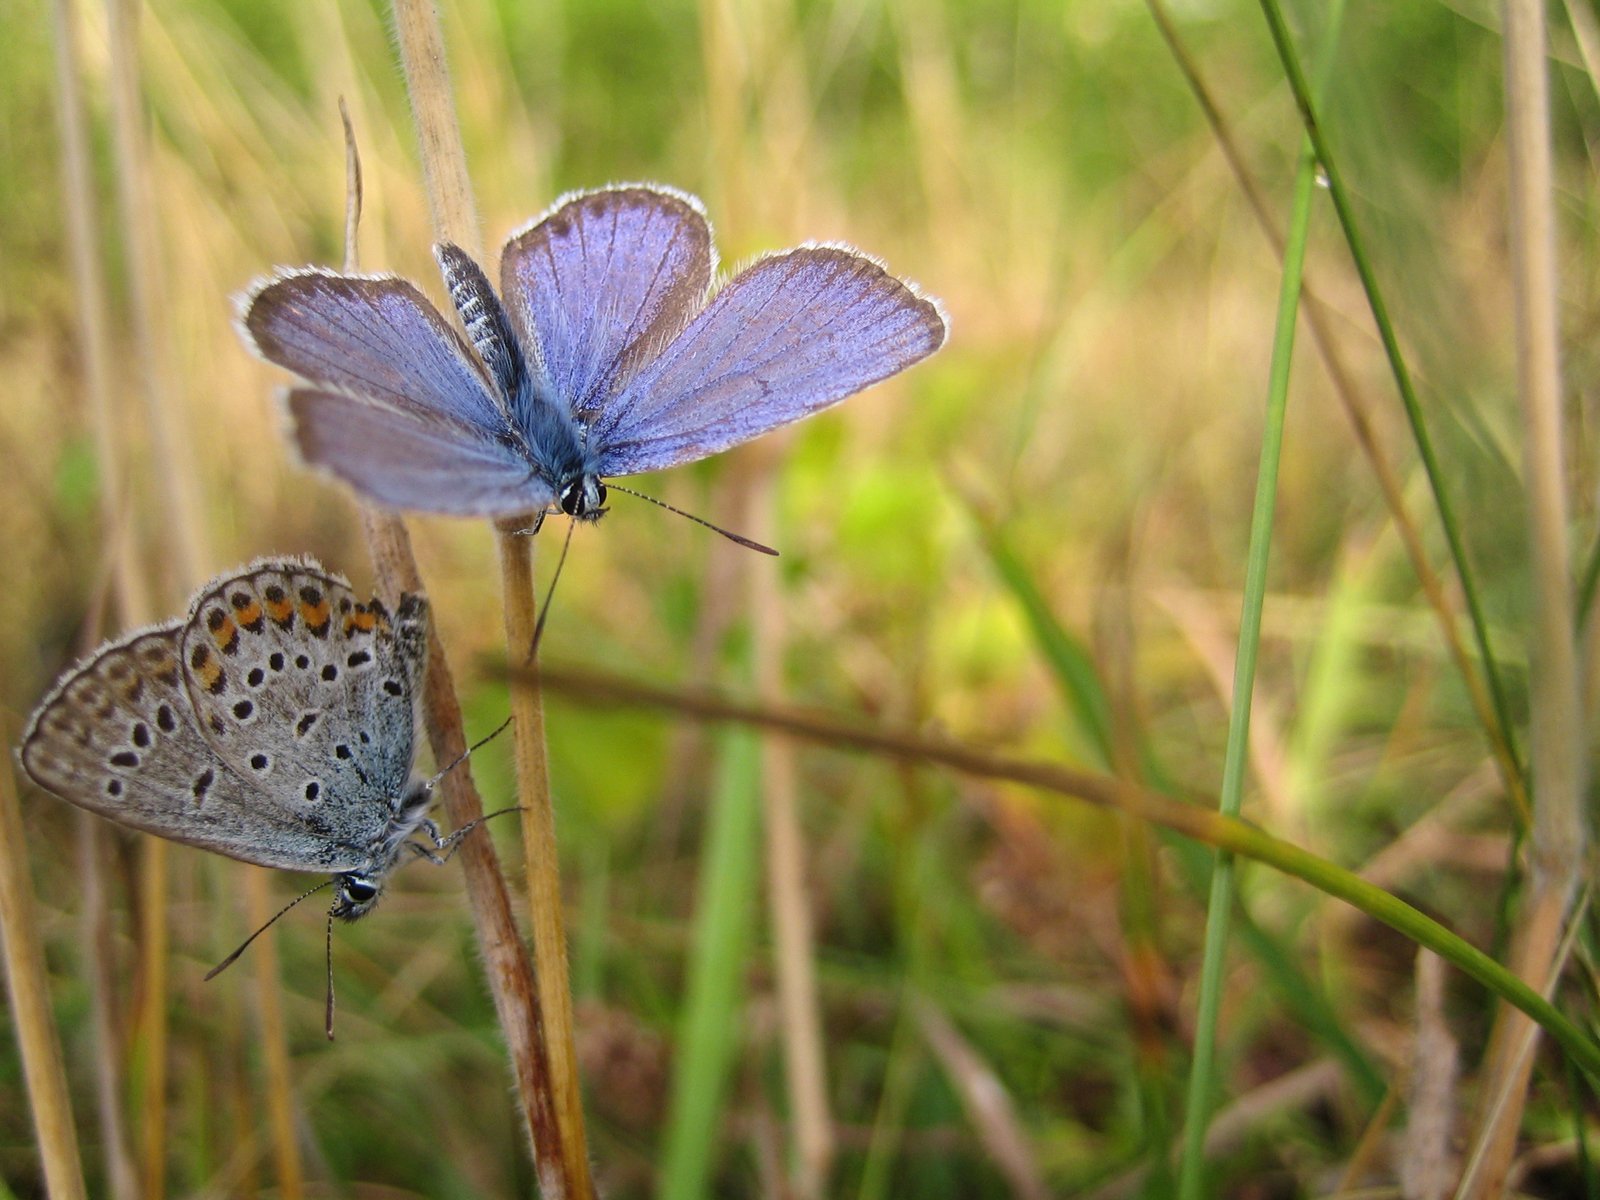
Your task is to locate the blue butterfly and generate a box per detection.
[240,184,947,524]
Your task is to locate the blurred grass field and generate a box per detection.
[3,0,1598,1196]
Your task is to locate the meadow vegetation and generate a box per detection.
[1,0,1596,1196]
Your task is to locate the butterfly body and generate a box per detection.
[241,184,946,522]
[19,559,435,920]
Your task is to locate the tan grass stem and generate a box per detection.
[243,871,304,1199]
[494,530,590,1182]
[105,3,181,1190]
[697,0,833,1177]
[49,0,140,1191]
[386,4,591,1191]
[0,753,89,1200]
[362,509,567,1182]
[750,484,835,1196]
[1462,4,1588,1193]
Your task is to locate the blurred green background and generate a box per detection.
[3,0,1595,1195]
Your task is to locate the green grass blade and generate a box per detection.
[1256,0,1524,786]
[1175,105,1312,1200]
[978,525,1116,765]
[658,725,763,1200]
[972,517,1385,1118]
[1174,6,1367,1187]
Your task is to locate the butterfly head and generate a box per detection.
[330,871,384,921]
[558,474,608,521]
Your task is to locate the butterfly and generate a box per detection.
[18,559,447,923]
[238,183,947,524]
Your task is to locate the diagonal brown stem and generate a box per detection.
[362,511,566,1182]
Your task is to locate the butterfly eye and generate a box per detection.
[559,476,606,518]
[342,877,379,904]
[558,479,584,516]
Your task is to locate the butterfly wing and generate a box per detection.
[588,246,946,476]
[243,270,515,434]
[19,623,366,872]
[499,185,714,424]
[287,389,553,517]
[176,561,427,864]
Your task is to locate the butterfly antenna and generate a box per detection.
[608,484,779,556]
[528,517,576,663]
[204,878,335,981]
[325,910,337,1040]
[424,714,516,791]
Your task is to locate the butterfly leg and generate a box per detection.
[509,507,561,537]
[407,805,524,865]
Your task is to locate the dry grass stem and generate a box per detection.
[0,755,88,1200]
[750,483,835,1196]
[104,6,177,1189]
[1402,951,1459,1200]
[49,0,142,1191]
[496,526,590,1190]
[913,997,1049,1200]
[243,869,305,1199]
[1461,3,1588,1194]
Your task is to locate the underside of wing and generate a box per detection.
[589,245,946,477]
[176,561,425,859]
[20,624,368,872]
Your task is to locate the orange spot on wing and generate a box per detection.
[301,598,332,634]
[343,608,379,636]
[265,596,294,626]
[196,658,225,692]
[211,615,239,652]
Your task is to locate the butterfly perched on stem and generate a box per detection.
[18,559,441,921]
[239,184,947,525]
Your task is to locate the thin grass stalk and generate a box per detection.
[49,0,141,1192]
[103,0,204,586]
[241,871,303,1199]
[696,0,833,1175]
[752,495,834,1196]
[1256,0,1523,793]
[1459,893,1588,1197]
[104,4,187,1189]
[527,661,1600,1081]
[75,819,136,1200]
[857,996,921,1200]
[1173,108,1311,1200]
[1145,0,1529,821]
[913,997,1049,1200]
[1460,3,1588,1193]
[385,3,590,1192]
[0,752,88,1200]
